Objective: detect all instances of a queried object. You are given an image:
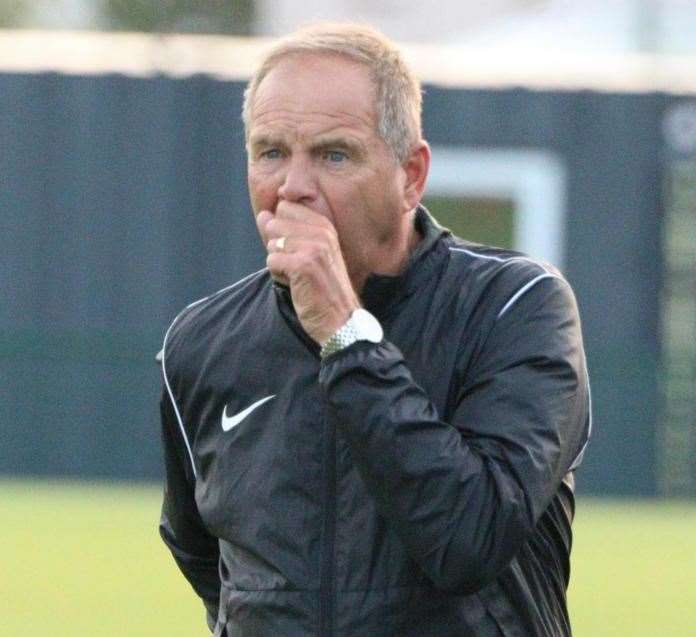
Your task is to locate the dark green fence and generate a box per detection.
[1,71,672,495]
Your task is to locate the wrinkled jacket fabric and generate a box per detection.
[159,208,591,636]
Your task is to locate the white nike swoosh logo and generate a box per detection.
[221,395,276,432]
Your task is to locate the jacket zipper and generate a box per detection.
[319,401,336,636]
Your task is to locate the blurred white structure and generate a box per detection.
[254,0,534,43]
[255,0,696,54]
[460,0,696,54]
[20,0,105,30]
[13,0,696,56]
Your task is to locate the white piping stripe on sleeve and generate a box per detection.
[570,366,593,471]
[449,245,591,471]
[447,247,558,320]
[449,246,550,271]
[161,320,198,480]
[179,267,268,314]
[160,267,268,481]
[497,273,561,319]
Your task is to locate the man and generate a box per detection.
[159,23,591,637]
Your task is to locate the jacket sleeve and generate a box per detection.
[159,387,221,632]
[318,275,590,594]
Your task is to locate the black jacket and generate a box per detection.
[159,208,591,636]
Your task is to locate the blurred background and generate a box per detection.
[1,0,695,635]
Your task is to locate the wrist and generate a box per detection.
[320,308,383,359]
[319,306,358,345]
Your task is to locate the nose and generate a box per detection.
[277,154,317,204]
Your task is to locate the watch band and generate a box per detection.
[320,321,361,359]
[320,308,383,359]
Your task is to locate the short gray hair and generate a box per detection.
[242,22,422,162]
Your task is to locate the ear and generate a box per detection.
[401,141,431,212]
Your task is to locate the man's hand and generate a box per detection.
[256,202,360,345]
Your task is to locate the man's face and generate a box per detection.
[246,53,411,285]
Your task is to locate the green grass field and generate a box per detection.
[2,480,695,636]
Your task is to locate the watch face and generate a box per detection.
[353,309,384,343]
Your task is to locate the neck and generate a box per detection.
[351,209,422,293]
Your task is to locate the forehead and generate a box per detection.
[249,53,379,138]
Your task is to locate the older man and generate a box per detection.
[159,23,590,637]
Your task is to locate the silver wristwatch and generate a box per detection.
[320,308,383,359]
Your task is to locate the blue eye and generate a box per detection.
[325,150,347,163]
[261,149,282,160]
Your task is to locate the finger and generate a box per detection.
[267,250,328,285]
[275,201,332,228]
[256,210,274,243]
[265,217,336,247]
[267,236,287,253]
[267,239,340,278]
[266,250,297,282]
[256,209,273,227]
[267,235,323,256]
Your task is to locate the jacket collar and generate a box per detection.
[360,205,449,319]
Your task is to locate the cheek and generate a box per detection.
[313,177,348,223]
[248,169,278,212]
[361,176,400,218]
[328,175,382,217]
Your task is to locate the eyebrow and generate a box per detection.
[310,137,365,157]
[247,133,366,158]
[248,135,287,151]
